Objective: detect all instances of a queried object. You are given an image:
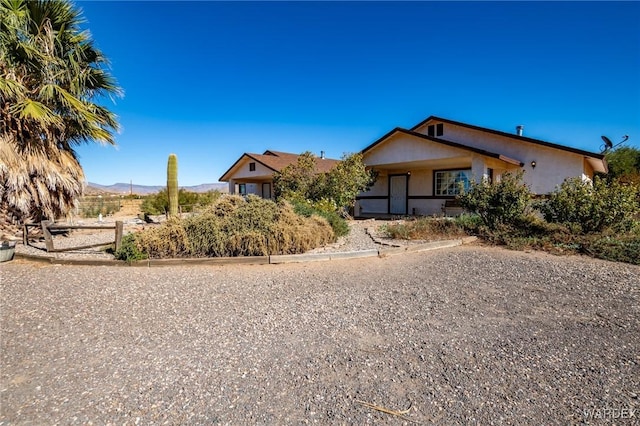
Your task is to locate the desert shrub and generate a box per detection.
[538,177,639,233]
[78,197,121,218]
[114,234,147,262]
[169,195,334,258]
[382,217,468,240]
[223,195,280,234]
[458,172,531,229]
[293,200,349,237]
[141,189,221,215]
[183,212,227,257]
[268,202,334,254]
[135,218,191,258]
[454,213,484,234]
[228,230,268,256]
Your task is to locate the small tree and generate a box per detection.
[458,171,531,229]
[273,151,318,202]
[322,152,376,214]
[604,146,640,181]
[274,151,376,215]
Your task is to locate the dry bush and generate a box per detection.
[211,194,246,218]
[228,231,268,256]
[183,212,227,257]
[132,195,336,258]
[268,202,334,254]
[223,195,279,234]
[135,218,191,259]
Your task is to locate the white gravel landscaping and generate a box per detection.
[1,246,638,424]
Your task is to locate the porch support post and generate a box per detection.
[471,156,486,183]
[228,179,236,195]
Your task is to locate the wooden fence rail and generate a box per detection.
[23,220,123,253]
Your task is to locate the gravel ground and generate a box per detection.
[15,218,146,261]
[1,246,639,425]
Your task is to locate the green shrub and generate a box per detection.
[141,189,222,215]
[582,231,640,265]
[458,172,532,229]
[115,234,148,262]
[538,177,639,234]
[273,151,375,213]
[293,200,349,237]
[453,213,484,234]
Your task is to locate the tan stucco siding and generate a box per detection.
[523,150,583,193]
[408,199,448,216]
[365,133,471,166]
[414,122,586,194]
[408,170,432,196]
[365,172,389,196]
[227,158,274,180]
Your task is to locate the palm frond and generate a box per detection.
[11,98,62,126]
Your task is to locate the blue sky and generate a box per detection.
[75,1,640,186]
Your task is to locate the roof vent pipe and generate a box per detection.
[320,150,325,159]
[516,125,524,136]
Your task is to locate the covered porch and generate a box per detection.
[227,177,273,199]
[355,154,521,217]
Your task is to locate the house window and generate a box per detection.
[427,123,444,137]
[238,183,247,195]
[487,168,494,184]
[434,169,471,196]
[249,162,256,171]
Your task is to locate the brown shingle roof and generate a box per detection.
[219,150,339,182]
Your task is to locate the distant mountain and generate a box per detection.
[86,182,228,195]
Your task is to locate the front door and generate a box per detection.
[389,175,407,215]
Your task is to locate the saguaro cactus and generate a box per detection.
[167,153,178,217]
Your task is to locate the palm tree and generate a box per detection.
[0,0,121,236]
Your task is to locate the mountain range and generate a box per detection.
[86,182,228,195]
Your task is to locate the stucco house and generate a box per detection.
[355,116,608,217]
[219,150,339,198]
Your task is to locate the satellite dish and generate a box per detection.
[600,135,629,153]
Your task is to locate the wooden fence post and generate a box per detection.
[23,224,28,246]
[41,220,54,252]
[115,221,123,251]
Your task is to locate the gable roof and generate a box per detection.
[362,128,524,166]
[219,150,339,182]
[410,115,605,160]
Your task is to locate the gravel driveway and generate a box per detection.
[1,246,639,425]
